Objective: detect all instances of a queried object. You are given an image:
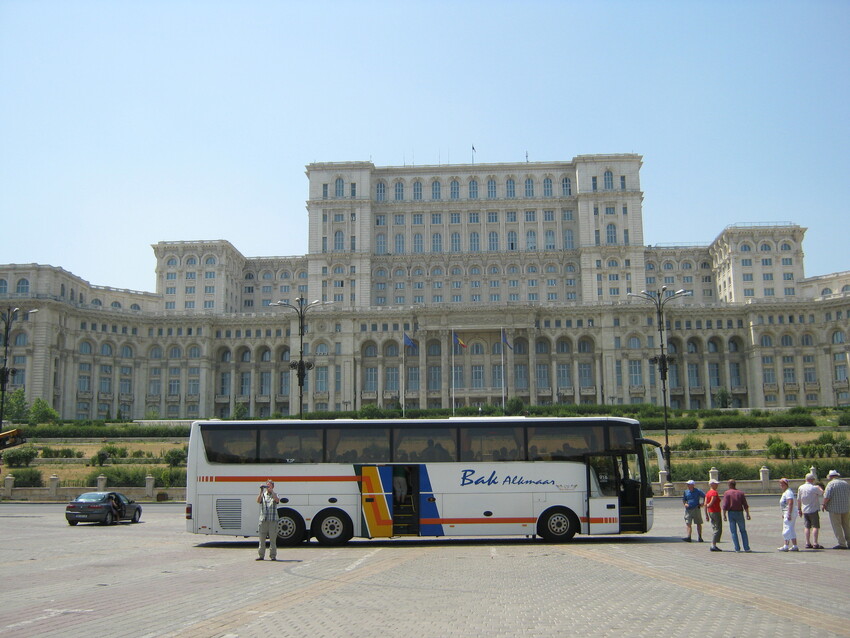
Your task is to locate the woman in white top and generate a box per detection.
[778,478,799,552]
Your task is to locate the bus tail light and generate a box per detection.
[185,504,192,520]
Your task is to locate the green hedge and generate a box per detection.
[649,459,850,482]
[702,414,818,429]
[19,424,190,438]
[10,467,43,487]
[83,466,186,488]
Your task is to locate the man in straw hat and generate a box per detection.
[822,470,850,549]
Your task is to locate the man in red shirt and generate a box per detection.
[721,479,752,552]
[704,478,723,551]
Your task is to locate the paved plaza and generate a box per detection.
[0,496,848,637]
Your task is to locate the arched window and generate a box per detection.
[780,335,794,347]
[507,231,518,251]
[261,348,272,362]
[364,344,378,357]
[760,335,773,347]
[334,230,345,251]
[536,339,550,354]
[150,346,163,359]
[431,181,441,200]
[543,177,552,197]
[384,343,398,357]
[608,259,619,268]
[488,231,499,252]
[470,342,484,355]
[376,233,387,255]
[241,350,251,362]
[376,182,386,201]
[121,345,134,358]
[628,336,641,349]
[205,256,217,265]
[760,243,772,252]
[833,331,846,344]
[16,278,29,293]
[545,230,556,250]
[563,229,574,250]
[821,288,833,295]
[335,177,344,197]
[394,182,404,201]
[506,178,515,198]
[781,242,792,251]
[578,338,593,353]
[687,340,699,354]
[450,180,460,200]
[450,232,461,252]
[740,243,752,252]
[468,179,478,199]
[79,341,93,355]
[413,181,422,200]
[395,234,405,254]
[98,343,112,356]
[561,177,571,196]
[707,339,719,353]
[427,342,441,356]
[556,339,571,353]
[728,339,739,353]
[603,170,614,190]
[606,224,617,245]
[188,346,201,358]
[487,179,497,198]
[526,230,536,250]
[801,334,814,346]
[525,178,534,197]
[169,346,182,358]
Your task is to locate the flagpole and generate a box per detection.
[501,328,506,411]
[451,330,456,416]
[401,338,406,418]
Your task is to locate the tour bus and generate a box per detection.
[185,417,660,546]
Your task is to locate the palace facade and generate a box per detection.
[2,154,849,420]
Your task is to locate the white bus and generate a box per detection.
[185,417,660,546]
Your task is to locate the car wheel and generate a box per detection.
[67,520,78,526]
[104,512,114,526]
[275,509,306,546]
[312,508,353,546]
[131,509,141,523]
[537,507,579,542]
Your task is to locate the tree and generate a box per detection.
[28,398,60,425]
[713,388,732,409]
[232,403,248,420]
[4,388,28,421]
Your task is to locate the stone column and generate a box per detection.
[760,466,770,492]
[4,474,14,498]
[97,474,107,491]
[145,474,156,498]
[709,467,720,484]
[49,474,60,498]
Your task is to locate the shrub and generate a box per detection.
[11,467,43,487]
[677,434,711,451]
[715,442,729,451]
[2,444,39,467]
[99,444,129,459]
[736,441,750,451]
[768,441,792,459]
[84,466,186,488]
[163,448,187,467]
[28,397,61,425]
[91,451,110,466]
[41,446,83,458]
[838,412,850,426]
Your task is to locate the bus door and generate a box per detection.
[585,455,620,534]
[357,465,394,538]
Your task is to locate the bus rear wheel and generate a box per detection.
[312,509,353,546]
[275,509,307,546]
[537,507,579,542]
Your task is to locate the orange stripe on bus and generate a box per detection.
[579,517,619,524]
[420,517,536,525]
[207,475,361,483]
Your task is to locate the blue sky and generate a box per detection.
[1,0,848,292]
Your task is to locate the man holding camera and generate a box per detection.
[256,480,280,561]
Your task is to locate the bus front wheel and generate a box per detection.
[275,509,307,546]
[312,508,353,546]
[537,507,579,542]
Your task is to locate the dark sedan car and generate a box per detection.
[65,491,142,525]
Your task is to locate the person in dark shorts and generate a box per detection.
[797,473,824,549]
[682,480,705,542]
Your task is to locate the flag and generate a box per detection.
[403,333,416,348]
[501,328,513,351]
[472,144,476,153]
[453,332,467,348]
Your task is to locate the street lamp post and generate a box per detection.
[628,286,690,483]
[272,297,321,419]
[1,307,37,428]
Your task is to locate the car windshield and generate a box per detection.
[76,493,108,502]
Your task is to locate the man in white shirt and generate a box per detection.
[797,473,824,549]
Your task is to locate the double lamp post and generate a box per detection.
[628,286,690,482]
[272,297,322,420]
[1,307,37,428]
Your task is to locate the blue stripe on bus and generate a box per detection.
[417,465,444,536]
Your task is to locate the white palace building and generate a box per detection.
[2,154,849,420]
